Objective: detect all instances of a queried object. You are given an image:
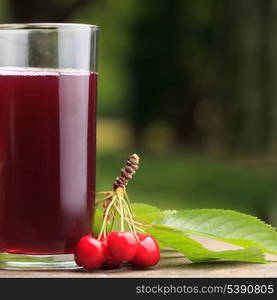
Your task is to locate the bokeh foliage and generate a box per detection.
[0,0,276,224]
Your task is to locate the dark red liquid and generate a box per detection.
[0,68,97,254]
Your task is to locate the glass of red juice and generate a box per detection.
[0,23,98,269]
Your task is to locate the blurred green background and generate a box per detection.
[0,0,277,225]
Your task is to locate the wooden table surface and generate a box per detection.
[0,236,276,278]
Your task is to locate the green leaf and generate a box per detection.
[92,209,103,236]
[156,209,277,255]
[146,225,266,263]
[131,203,164,224]
[93,203,271,263]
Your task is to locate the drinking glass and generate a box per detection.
[0,23,98,270]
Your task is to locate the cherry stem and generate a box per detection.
[110,213,115,231]
[97,195,117,240]
[119,195,125,232]
[113,203,142,230]
[97,191,113,195]
[121,196,138,240]
[95,194,112,207]
[97,186,143,241]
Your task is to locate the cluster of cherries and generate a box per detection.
[75,154,160,271]
[74,231,160,270]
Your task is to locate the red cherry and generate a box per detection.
[74,254,83,267]
[74,234,105,270]
[131,234,160,267]
[99,235,122,268]
[104,253,122,268]
[107,231,138,261]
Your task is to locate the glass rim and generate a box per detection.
[0,23,98,31]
